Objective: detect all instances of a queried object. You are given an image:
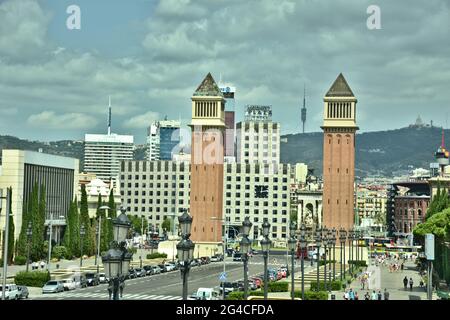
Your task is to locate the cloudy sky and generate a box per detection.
[1,0,449,144]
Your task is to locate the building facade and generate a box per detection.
[119,160,291,241]
[84,133,134,181]
[236,105,280,165]
[159,120,181,161]
[0,150,79,247]
[146,122,160,161]
[322,73,358,230]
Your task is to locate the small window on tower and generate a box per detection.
[328,199,330,204]
[337,168,340,173]
[338,140,340,144]
[329,139,331,144]
[337,199,339,204]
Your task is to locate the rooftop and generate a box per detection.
[325,73,355,97]
[193,73,223,97]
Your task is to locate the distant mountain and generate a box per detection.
[1,125,444,177]
[281,126,444,177]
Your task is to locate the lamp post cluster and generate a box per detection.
[299,223,307,300]
[287,222,297,300]
[239,217,252,300]
[26,222,32,272]
[101,206,133,300]
[176,210,195,300]
[260,218,272,300]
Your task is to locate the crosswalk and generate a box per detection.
[39,292,182,300]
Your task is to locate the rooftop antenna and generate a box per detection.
[108,95,112,135]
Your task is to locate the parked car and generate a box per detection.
[61,279,76,291]
[211,255,223,262]
[0,284,20,300]
[99,273,109,284]
[218,282,236,295]
[134,268,145,277]
[17,285,29,299]
[42,281,64,294]
[226,248,235,257]
[73,274,87,288]
[158,264,167,273]
[128,268,138,279]
[236,280,257,291]
[232,253,242,261]
[190,259,200,267]
[165,262,178,271]
[85,273,100,286]
[250,277,262,288]
[143,265,153,276]
[151,265,162,274]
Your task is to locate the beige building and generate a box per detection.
[0,150,79,251]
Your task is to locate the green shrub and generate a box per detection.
[226,291,264,300]
[318,260,337,266]
[52,246,68,259]
[14,271,51,287]
[14,256,27,265]
[146,252,167,259]
[310,280,342,291]
[294,290,328,300]
[348,260,367,267]
[261,281,289,292]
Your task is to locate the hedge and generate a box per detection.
[227,290,328,300]
[295,291,329,300]
[146,253,168,259]
[14,256,27,265]
[261,281,289,292]
[348,260,367,267]
[318,260,337,266]
[14,271,51,287]
[227,291,264,300]
[310,280,342,291]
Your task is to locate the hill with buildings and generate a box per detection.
[281,125,445,177]
[0,125,445,177]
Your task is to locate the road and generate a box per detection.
[33,254,311,300]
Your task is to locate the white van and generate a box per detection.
[196,288,220,300]
[0,284,20,300]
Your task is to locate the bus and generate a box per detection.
[384,244,422,256]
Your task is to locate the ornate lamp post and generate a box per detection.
[299,223,307,300]
[348,229,354,275]
[240,217,252,300]
[26,222,32,272]
[80,225,86,267]
[339,228,347,281]
[260,218,271,300]
[102,206,133,300]
[314,227,322,292]
[327,228,333,290]
[331,228,337,281]
[287,221,297,300]
[177,209,195,300]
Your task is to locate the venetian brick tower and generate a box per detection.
[321,73,358,230]
[190,73,225,244]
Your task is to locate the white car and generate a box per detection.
[196,288,220,300]
[164,263,175,272]
[0,284,20,300]
[61,279,76,291]
[99,273,109,283]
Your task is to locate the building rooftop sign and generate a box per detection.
[244,105,272,122]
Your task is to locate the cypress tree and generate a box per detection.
[29,183,42,261]
[70,198,80,257]
[38,184,46,259]
[7,187,15,264]
[107,189,117,244]
[79,184,94,256]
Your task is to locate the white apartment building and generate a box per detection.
[236,105,280,164]
[84,133,134,181]
[120,160,291,240]
[146,122,160,161]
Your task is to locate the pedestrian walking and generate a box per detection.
[371,290,377,300]
[40,261,45,269]
[108,282,113,300]
[364,292,370,300]
[355,292,359,300]
[344,290,349,300]
[401,263,404,271]
[409,278,414,291]
[403,276,408,289]
[420,280,424,288]
[377,290,382,300]
[384,289,389,300]
[349,289,355,300]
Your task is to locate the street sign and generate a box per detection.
[219,272,227,282]
[425,234,435,260]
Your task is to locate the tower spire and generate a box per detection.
[442,128,445,148]
[301,84,307,133]
[108,95,111,135]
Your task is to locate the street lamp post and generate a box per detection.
[314,227,322,292]
[177,209,195,300]
[287,221,297,300]
[299,223,307,300]
[327,229,333,290]
[260,219,271,300]
[240,217,252,300]
[47,215,64,270]
[26,222,32,272]
[322,227,329,292]
[331,228,337,281]
[1,187,12,301]
[97,205,111,274]
[80,225,86,267]
[348,229,353,275]
[340,228,348,280]
[102,206,133,300]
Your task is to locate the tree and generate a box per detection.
[427,183,449,219]
[162,217,171,234]
[414,208,450,241]
[79,184,95,256]
[63,199,80,258]
[28,183,44,261]
[95,193,109,252]
[107,188,116,245]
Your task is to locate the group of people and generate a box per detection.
[403,276,416,291]
[344,288,390,300]
[31,261,46,270]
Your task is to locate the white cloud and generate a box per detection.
[27,111,97,129]
[123,111,160,129]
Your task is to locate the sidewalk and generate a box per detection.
[334,260,438,300]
